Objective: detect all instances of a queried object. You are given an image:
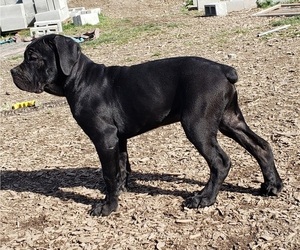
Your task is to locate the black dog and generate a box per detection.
[11,34,283,216]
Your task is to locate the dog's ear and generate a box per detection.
[53,35,80,76]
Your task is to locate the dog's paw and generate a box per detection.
[89,200,118,216]
[184,195,216,209]
[260,180,283,196]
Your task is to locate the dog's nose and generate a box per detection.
[11,67,17,75]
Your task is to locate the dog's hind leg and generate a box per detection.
[219,91,283,196]
[118,139,131,192]
[181,102,232,209]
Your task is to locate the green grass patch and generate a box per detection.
[210,27,251,46]
[270,16,300,37]
[256,0,279,9]
[63,14,165,46]
[271,16,300,27]
[2,15,178,47]
[211,30,231,45]
[257,0,300,8]
[233,28,249,35]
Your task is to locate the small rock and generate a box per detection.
[293,192,300,202]
[156,241,165,250]
[260,232,274,241]
[228,53,237,59]
[175,219,194,224]
[189,233,202,239]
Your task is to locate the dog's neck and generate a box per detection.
[63,53,105,99]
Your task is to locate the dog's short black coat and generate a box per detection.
[11,34,283,216]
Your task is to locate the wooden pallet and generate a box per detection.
[253,3,300,17]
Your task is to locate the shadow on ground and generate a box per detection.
[1,167,260,206]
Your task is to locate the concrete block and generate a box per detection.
[226,0,245,12]
[81,8,101,15]
[35,10,61,21]
[34,20,62,32]
[73,12,99,26]
[35,8,69,22]
[70,8,101,18]
[205,2,228,16]
[47,0,55,10]
[197,0,220,11]
[30,19,63,36]
[0,0,19,5]
[30,24,59,36]
[34,0,49,13]
[50,0,69,20]
[69,7,85,17]
[0,2,23,18]
[0,4,27,32]
[23,0,36,25]
[199,0,257,12]
[243,0,257,9]
[34,0,68,12]
[53,0,68,9]
[59,6,69,21]
[69,7,86,12]
[227,0,257,11]
[0,16,28,32]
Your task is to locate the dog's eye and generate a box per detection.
[29,55,38,61]
[27,52,39,61]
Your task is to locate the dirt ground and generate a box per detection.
[0,0,299,249]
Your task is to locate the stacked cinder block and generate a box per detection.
[34,0,69,22]
[30,20,63,37]
[0,3,27,32]
[0,0,69,34]
[23,0,36,25]
[30,0,69,36]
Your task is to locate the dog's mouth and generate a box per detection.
[11,68,45,94]
[13,78,44,94]
[34,87,44,94]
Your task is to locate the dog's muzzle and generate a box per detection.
[11,67,25,90]
[11,67,43,93]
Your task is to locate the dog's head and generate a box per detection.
[11,34,80,96]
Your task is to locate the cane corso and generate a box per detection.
[11,34,283,216]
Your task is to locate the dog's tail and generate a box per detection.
[223,65,238,84]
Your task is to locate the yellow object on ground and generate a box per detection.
[12,100,36,110]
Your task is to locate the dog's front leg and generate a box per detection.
[78,122,121,216]
[90,139,120,216]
